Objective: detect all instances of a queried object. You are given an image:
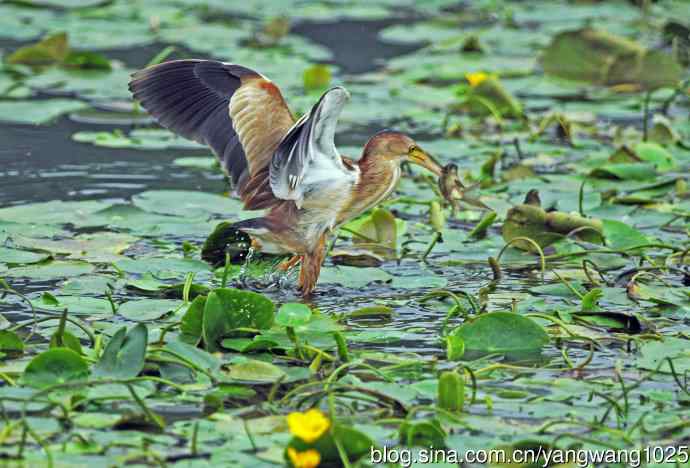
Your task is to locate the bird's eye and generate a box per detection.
[408,145,418,154]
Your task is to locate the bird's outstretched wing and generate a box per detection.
[269,87,352,207]
[129,59,294,209]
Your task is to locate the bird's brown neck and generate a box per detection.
[336,154,401,225]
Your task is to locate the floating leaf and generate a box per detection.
[202,288,275,352]
[0,99,88,125]
[132,190,245,218]
[226,359,286,383]
[449,312,549,354]
[352,208,399,257]
[602,219,647,250]
[4,260,95,280]
[591,162,657,180]
[166,339,220,375]
[49,330,82,355]
[23,348,89,389]
[275,303,312,328]
[7,32,68,66]
[180,295,207,345]
[0,330,24,354]
[93,324,148,380]
[118,299,181,322]
[63,51,111,70]
[581,288,603,312]
[460,75,522,118]
[0,247,49,265]
[502,202,602,250]
[634,142,675,172]
[303,64,331,92]
[318,266,393,288]
[542,28,682,90]
[36,296,113,316]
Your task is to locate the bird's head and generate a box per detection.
[363,130,443,176]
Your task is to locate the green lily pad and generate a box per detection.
[73,128,204,150]
[225,359,286,383]
[602,219,648,250]
[318,266,393,288]
[0,99,88,125]
[180,295,206,344]
[93,324,148,380]
[132,190,245,218]
[0,200,112,225]
[113,257,210,278]
[0,330,24,354]
[0,247,50,265]
[118,299,182,322]
[449,312,549,354]
[4,260,95,280]
[23,348,89,389]
[202,288,275,352]
[36,296,113,316]
[275,303,311,327]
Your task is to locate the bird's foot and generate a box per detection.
[277,255,301,272]
[297,258,318,297]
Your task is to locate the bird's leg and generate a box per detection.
[277,255,301,271]
[298,234,328,297]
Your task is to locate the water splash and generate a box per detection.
[234,246,255,289]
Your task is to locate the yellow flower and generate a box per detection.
[465,72,491,87]
[286,408,330,443]
[287,447,321,468]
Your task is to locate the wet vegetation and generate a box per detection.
[1,0,690,466]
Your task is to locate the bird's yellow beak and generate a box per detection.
[408,146,443,177]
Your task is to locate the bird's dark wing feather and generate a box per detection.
[129,60,295,208]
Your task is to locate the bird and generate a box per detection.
[129,59,445,297]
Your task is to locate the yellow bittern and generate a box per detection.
[129,60,444,296]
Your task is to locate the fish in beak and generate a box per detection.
[439,163,491,211]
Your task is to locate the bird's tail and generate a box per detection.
[201,218,290,266]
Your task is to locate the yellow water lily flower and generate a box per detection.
[465,71,491,87]
[286,408,330,443]
[287,447,321,468]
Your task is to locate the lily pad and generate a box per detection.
[275,303,312,327]
[23,348,89,389]
[4,260,95,280]
[226,359,286,383]
[202,288,275,352]
[0,247,50,265]
[0,99,88,125]
[118,299,182,322]
[93,324,148,380]
[449,312,549,354]
[132,190,245,218]
[318,266,393,288]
